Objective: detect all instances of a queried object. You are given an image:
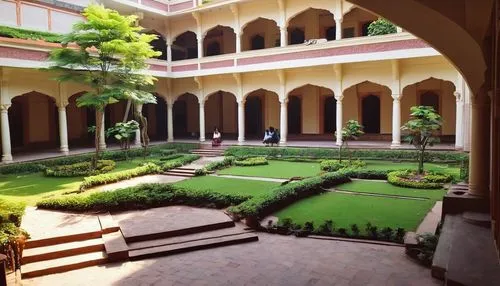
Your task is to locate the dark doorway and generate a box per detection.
[420,92,440,114]
[361,21,373,36]
[251,34,265,50]
[173,100,188,137]
[8,98,23,148]
[172,31,198,61]
[245,96,263,137]
[362,95,381,133]
[206,41,221,56]
[289,28,305,45]
[324,97,337,133]
[288,96,302,134]
[86,108,96,142]
[149,32,168,60]
[143,98,167,141]
[326,26,336,41]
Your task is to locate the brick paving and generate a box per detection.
[23,233,440,286]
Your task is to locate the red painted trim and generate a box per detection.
[238,39,430,66]
[172,63,198,72]
[141,0,168,11]
[0,46,49,61]
[200,59,234,69]
[149,64,167,71]
[169,0,193,12]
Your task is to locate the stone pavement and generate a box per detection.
[23,233,440,286]
[210,174,287,183]
[97,174,187,192]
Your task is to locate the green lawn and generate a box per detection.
[363,160,460,178]
[336,180,447,201]
[274,191,435,231]
[0,158,153,206]
[173,176,280,197]
[218,160,321,179]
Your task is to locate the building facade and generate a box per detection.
[0,0,471,162]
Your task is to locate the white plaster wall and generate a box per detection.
[201,8,235,35]
[0,1,17,27]
[202,74,237,99]
[264,91,280,129]
[286,68,335,95]
[242,71,280,99]
[21,4,49,31]
[170,17,197,40]
[239,0,280,32]
[343,61,393,92]
[286,0,335,25]
[50,11,83,34]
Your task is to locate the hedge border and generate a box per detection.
[44,160,116,177]
[387,170,451,189]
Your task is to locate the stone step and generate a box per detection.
[98,213,120,234]
[176,167,197,171]
[163,171,195,177]
[21,251,108,279]
[25,230,103,249]
[123,220,235,243]
[22,238,104,265]
[462,211,491,228]
[129,233,258,261]
[432,214,459,280]
[167,168,196,174]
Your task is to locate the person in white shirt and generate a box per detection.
[212,127,222,147]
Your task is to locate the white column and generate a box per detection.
[166,42,172,72]
[237,100,245,143]
[335,97,343,146]
[454,91,464,149]
[396,26,403,33]
[280,26,287,47]
[167,102,174,142]
[98,110,107,150]
[391,95,401,148]
[280,99,288,144]
[335,17,343,40]
[199,101,206,142]
[236,33,242,53]
[0,104,13,163]
[134,104,142,146]
[197,36,203,58]
[58,105,69,155]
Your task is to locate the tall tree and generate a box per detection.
[337,120,364,162]
[48,4,160,167]
[402,106,442,174]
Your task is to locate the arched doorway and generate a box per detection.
[173,93,199,138]
[172,31,198,61]
[9,92,59,151]
[242,18,280,51]
[324,97,337,134]
[289,28,305,45]
[420,91,440,114]
[143,95,167,141]
[288,96,302,134]
[342,8,378,38]
[67,92,94,146]
[204,91,237,138]
[361,95,381,134]
[288,8,335,44]
[251,35,265,50]
[203,26,236,57]
[245,96,263,138]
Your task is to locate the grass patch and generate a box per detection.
[218,160,321,179]
[173,176,280,197]
[363,160,460,178]
[274,192,434,231]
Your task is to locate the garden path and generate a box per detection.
[209,174,287,183]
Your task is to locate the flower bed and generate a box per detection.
[387,170,452,189]
[234,157,268,167]
[44,160,115,177]
[320,159,366,172]
[0,199,28,272]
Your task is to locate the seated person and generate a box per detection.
[263,129,271,145]
[270,128,280,146]
[212,127,222,147]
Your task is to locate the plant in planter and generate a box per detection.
[336,120,364,163]
[106,120,139,154]
[402,106,443,175]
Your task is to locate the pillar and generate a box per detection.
[468,94,490,197]
[237,100,245,143]
[197,35,203,58]
[0,104,12,162]
[199,101,205,142]
[134,104,142,146]
[280,99,288,144]
[166,42,172,71]
[236,33,242,53]
[335,17,343,40]
[98,110,107,150]
[167,102,174,142]
[391,95,401,147]
[454,91,464,149]
[280,26,287,47]
[58,105,69,155]
[335,97,343,145]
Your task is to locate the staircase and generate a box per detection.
[163,166,197,177]
[21,213,122,279]
[190,145,226,157]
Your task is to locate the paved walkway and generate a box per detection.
[210,174,287,183]
[23,232,440,286]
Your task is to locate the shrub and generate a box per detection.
[161,154,200,171]
[207,156,235,171]
[0,25,64,43]
[303,221,315,232]
[320,159,366,172]
[366,223,378,239]
[336,228,348,237]
[228,172,351,219]
[317,220,335,235]
[234,157,268,167]
[0,199,28,272]
[339,168,389,180]
[459,158,469,182]
[79,163,161,190]
[37,183,249,212]
[44,160,115,177]
[387,170,451,189]
[350,224,360,237]
[395,228,406,243]
[367,18,397,36]
[380,227,394,240]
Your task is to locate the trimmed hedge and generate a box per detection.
[225,146,468,162]
[0,143,198,175]
[0,25,63,43]
[79,163,161,190]
[37,184,250,212]
[160,154,200,171]
[338,168,390,180]
[228,172,351,219]
[320,159,366,172]
[387,170,452,189]
[234,157,268,167]
[44,160,115,177]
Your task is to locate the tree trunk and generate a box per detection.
[94,109,104,169]
[338,144,342,163]
[123,99,132,122]
[418,149,425,175]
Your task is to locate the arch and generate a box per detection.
[342,8,378,38]
[143,94,167,141]
[205,90,237,101]
[286,6,335,26]
[361,94,381,134]
[172,31,198,61]
[342,80,391,94]
[203,25,236,57]
[288,84,335,96]
[241,17,280,51]
[204,91,237,137]
[324,96,337,134]
[146,30,168,61]
[243,88,279,101]
[288,95,302,135]
[173,93,199,138]
[67,92,94,146]
[287,8,335,44]
[244,89,280,138]
[9,91,59,151]
[347,0,487,94]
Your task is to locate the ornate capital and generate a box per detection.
[392,94,401,101]
[0,104,11,112]
[453,91,462,102]
[279,98,288,105]
[334,95,344,102]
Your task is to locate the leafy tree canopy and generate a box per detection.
[368,18,397,36]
